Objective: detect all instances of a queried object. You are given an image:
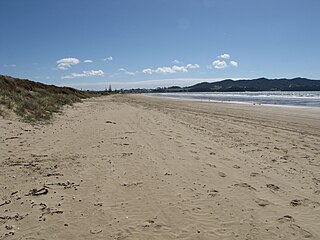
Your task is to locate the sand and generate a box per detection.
[1,94,320,239]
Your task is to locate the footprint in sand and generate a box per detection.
[290,198,320,208]
[213,228,233,237]
[90,229,103,234]
[255,198,271,207]
[290,199,305,207]
[250,172,259,177]
[205,163,216,168]
[289,224,313,238]
[234,183,256,191]
[266,184,280,191]
[277,215,294,223]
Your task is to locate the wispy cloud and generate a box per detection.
[84,59,93,63]
[172,59,180,64]
[142,63,200,75]
[118,68,136,76]
[103,56,113,61]
[210,54,238,69]
[61,70,104,79]
[3,64,16,68]
[56,57,80,70]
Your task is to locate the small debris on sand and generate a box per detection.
[29,187,49,196]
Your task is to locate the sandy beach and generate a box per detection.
[1,94,320,239]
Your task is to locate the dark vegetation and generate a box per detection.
[153,78,320,92]
[0,75,107,122]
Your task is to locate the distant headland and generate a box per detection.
[152,78,320,93]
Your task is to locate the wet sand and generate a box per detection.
[1,94,320,239]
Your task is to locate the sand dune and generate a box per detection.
[1,94,320,239]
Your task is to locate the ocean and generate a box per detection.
[147,91,320,108]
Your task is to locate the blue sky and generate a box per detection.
[1,0,319,89]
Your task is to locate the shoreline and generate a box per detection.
[143,92,320,109]
[1,94,319,239]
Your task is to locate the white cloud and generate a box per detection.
[84,60,93,63]
[186,63,200,69]
[211,54,238,69]
[230,61,238,67]
[61,70,104,79]
[103,56,113,61]
[171,65,188,73]
[142,68,153,74]
[219,53,230,59]
[56,58,80,70]
[172,59,180,64]
[142,63,200,75]
[154,67,176,74]
[212,60,228,69]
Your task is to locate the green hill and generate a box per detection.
[154,78,320,92]
[185,78,320,92]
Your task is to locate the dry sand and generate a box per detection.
[1,94,320,239]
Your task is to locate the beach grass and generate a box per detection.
[0,75,103,122]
